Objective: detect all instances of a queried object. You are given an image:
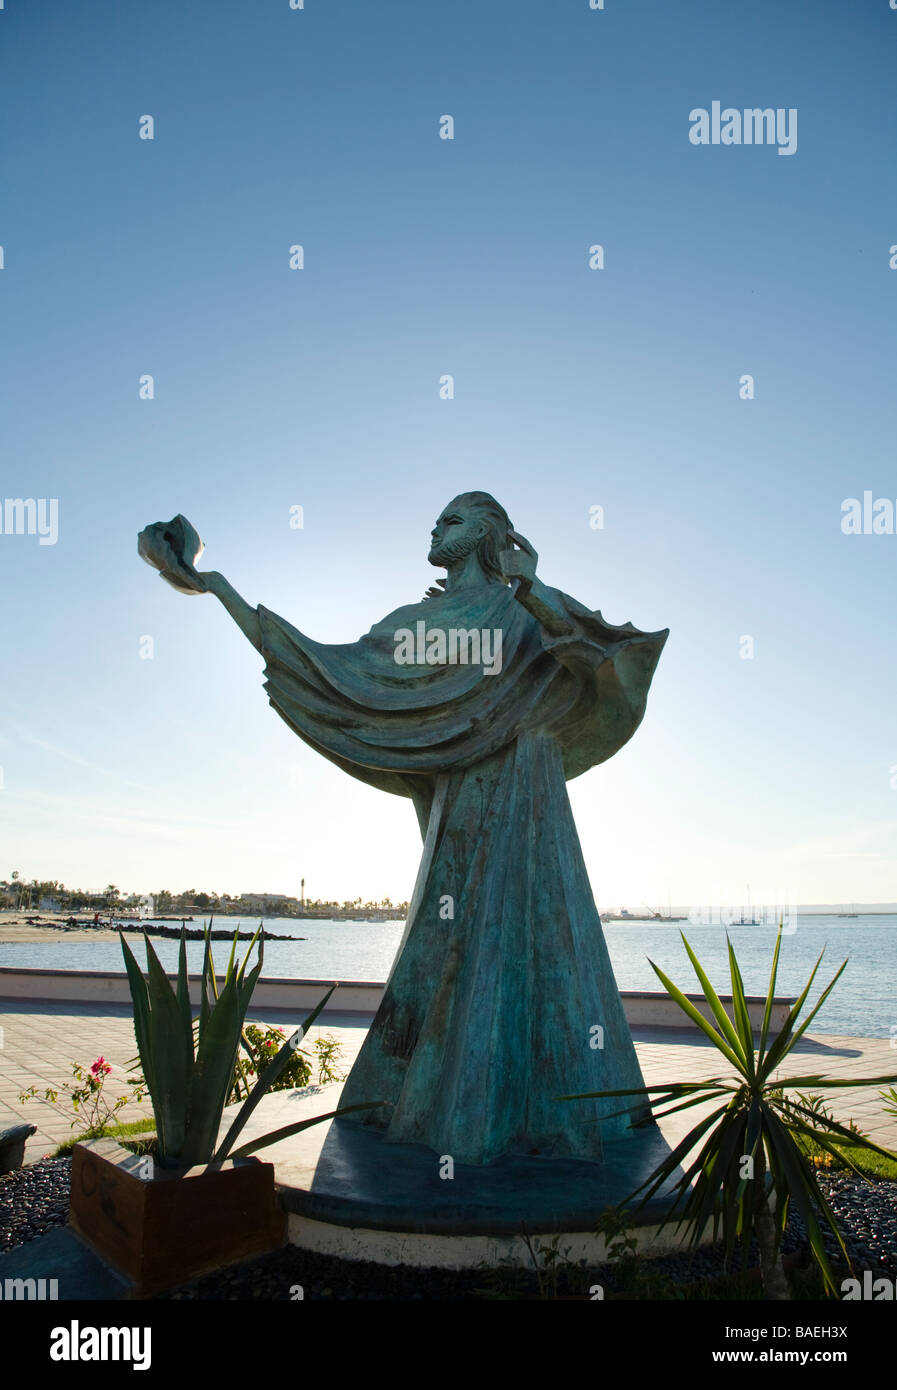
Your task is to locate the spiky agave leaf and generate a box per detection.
[119,933,163,1151]
[646,956,747,1076]
[198,924,215,1043]
[759,951,848,1081]
[725,936,757,1081]
[762,1105,847,1295]
[180,970,245,1167]
[679,934,746,1067]
[172,924,267,1167]
[215,984,337,1164]
[175,926,194,1097]
[756,926,783,1062]
[228,1102,386,1159]
[140,931,192,1163]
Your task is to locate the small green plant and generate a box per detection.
[474,1250,532,1301]
[229,1024,346,1103]
[597,1206,639,1284]
[19,1056,147,1137]
[559,928,897,1299]
[312,1032,346,1084]
[474,1230,591,1301]
[595,1208,678,1299]
[520,1231,584,1300]
[598,1206,639,1263]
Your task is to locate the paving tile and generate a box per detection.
[4,1003,897,1163]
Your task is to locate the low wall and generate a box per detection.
[0,967,794,1031]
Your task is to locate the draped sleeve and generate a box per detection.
[255,582,667,832]
[534,590,669,780]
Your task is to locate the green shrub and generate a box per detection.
[228,1025,346,1103]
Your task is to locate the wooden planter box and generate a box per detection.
[69,1138,286,1296]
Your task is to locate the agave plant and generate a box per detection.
[120,923,381,1170]
[559,929,897,1298]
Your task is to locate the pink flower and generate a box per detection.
[90,1057,111,1077]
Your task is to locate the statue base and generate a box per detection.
[275,1116,705,1270]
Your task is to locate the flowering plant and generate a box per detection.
[228,1024,346,1103]
[19,1057,147,1137]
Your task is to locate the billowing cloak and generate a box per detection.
[258,579,668,1165]
[259,582,666,834]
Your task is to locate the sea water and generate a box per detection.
[0,914,894,1038]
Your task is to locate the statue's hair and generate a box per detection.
[452,490,514,585]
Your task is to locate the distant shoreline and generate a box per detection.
[0,907,894,948]
[0,909,404,945]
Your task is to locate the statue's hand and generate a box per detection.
[499,530,538,589]
[172,563,208,595]
[138,515,208,594]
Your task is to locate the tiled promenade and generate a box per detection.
[2,997,897,1164]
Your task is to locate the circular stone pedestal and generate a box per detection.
[277,1117,700,1270]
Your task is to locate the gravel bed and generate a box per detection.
[0,1156,72,1253]
[163,1171,897,1299]
[1,1156,895,1297]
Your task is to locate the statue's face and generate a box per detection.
[428,498,487,567]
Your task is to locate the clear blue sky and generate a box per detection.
[1,0,895,909]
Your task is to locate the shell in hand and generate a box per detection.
[137,515,206,594]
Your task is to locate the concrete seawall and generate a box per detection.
[0,966,794,1031]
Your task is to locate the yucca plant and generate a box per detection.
[120,923,381,1170]
[880,1086,897,1121]
[559,928,897,1298]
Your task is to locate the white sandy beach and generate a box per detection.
[0,908,154,945]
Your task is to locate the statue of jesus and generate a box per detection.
[139,492,668,1166]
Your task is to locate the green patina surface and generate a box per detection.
[139,492,668,1170]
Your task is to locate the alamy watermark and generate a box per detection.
[50,1322,151,1370]
[689,103,797,157]
[687,904,798,934]
[0,498,58,545]
[1,1277,58,1300]
[842,1272,897,1300]
[394,622,502,676]
[841,492,897,535]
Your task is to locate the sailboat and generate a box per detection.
[733,884,759,926]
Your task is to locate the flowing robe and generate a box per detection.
[257,579,668,1166]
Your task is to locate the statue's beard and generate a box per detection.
[428,534,480,567]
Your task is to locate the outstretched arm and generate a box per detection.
[199,571,263,652]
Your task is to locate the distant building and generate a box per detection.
[240,893,295,910]
[137,895,155,919]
